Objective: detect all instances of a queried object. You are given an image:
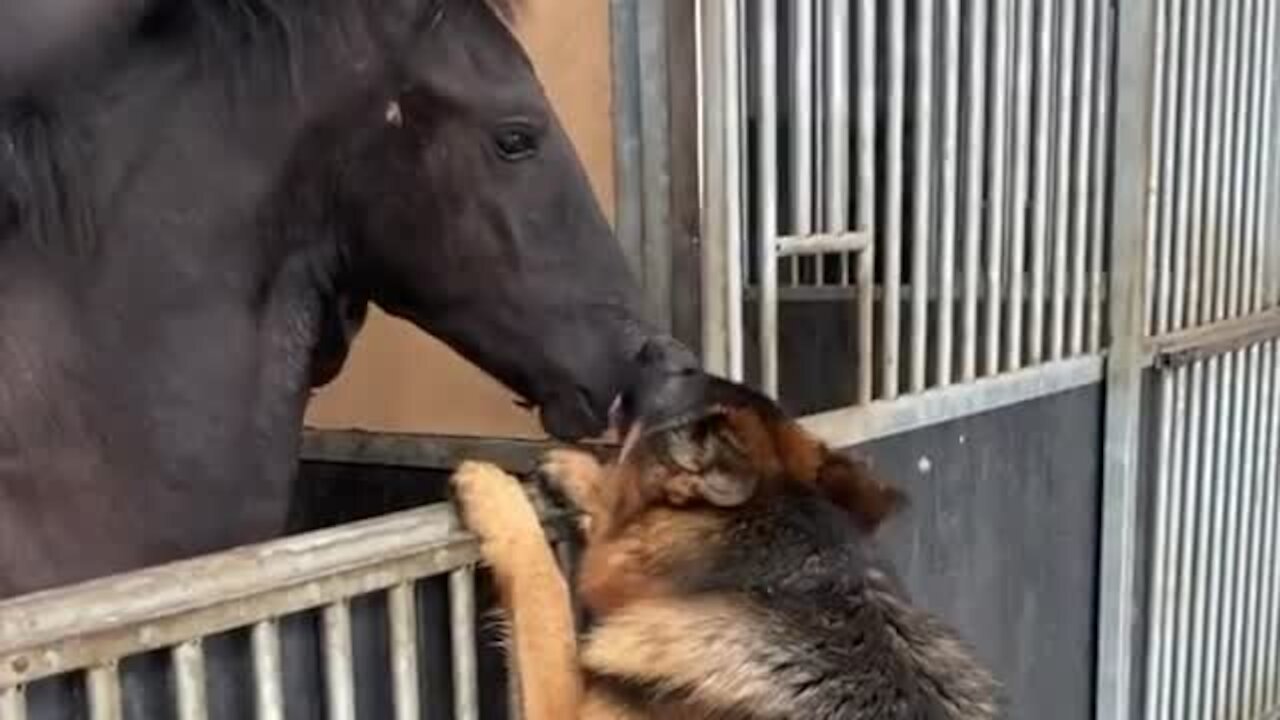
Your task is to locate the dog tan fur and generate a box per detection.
[452,375,1000,719]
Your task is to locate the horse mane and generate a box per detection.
[0,0,523,251]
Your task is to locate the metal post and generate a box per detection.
[1095,2,1157,719]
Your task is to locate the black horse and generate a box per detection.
[0,0,691,598]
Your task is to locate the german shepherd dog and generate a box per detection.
[451,368,1000,718]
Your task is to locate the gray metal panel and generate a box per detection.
[851,385,1103,720]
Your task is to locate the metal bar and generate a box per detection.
[388,583,421,720]
[1171,0,1196,334]
[825,0,849,237]
[1229,345,1259,717]
[855,0,876,403]
[450,567,480,720]
[800,354,1103,448]
[251,620,284,720]
[961,0,989,382]
[910,0,935,393]
[1029,0,1056,363]
[936,0,961,387]
[1204,0,1230,325]
[173,640,208,720]
[0,686,25,720]
[775,231,870,257]
[322,601,356,720]
[699,0,733,376]
[1149,308,1280,368]
[1225,0,1249,323]
[87,663,122,720]
[1094,0,1157,717]
[1256,0,1279,311]
[636,0,676,332]
[1153,0,1180,337]
[1170,362,1205,720]
[1240,343,1265,719]
[985,0,1011,376]
[725,0,744,380]
[1006,0,1034,372]
[1263,342,1280,709]
[1202,353,1235,717]
[883,0,907,397]
[1070,0,1096,354]
[1186,0,1212,328]
[1143,370,1177,720]
[610,0,645,290]
[1088,3,1112,353]
[756,0,779,396]
[1158,366,1191,720]
[791,0,813,292]
[1187,356,1220,720]
[1145,0,1168,338]
[1050,0,1077,361]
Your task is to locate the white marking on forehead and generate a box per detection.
[384,100,403,127]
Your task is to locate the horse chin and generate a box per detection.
[537,387,606,441]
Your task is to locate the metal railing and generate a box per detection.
[699,0,1116,449]
[0,485,569,720]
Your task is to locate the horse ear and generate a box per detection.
[814,451,907,532]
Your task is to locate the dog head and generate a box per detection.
[605,367,906,532]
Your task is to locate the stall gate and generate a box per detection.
[696,0,1279,718]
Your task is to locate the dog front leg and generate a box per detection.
[451,461,583,719]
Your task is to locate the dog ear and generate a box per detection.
[692,469,758,507]
[814,451,907,531]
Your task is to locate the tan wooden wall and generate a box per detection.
[304,0,614,439]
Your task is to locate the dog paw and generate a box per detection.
[451,461,543,555]
[537,449,602,507]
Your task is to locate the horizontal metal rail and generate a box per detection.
[1150,307,1280,369]
[774,231,871,258]
[799,354,1105,448]
[0,486,569,691]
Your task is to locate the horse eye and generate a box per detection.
[494,127,539,161]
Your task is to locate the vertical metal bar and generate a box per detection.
[791,0,813,256]
[1143,370,1177,720]
[388,583,421,720]
[757,0,780,396]
[961,0,989,383]
[1207,351,1240,717]
[883,0,906,397]
[251,620,285,720]
[1006,0,1033,371]
[1186,0,1211,328]
[1090,4,1111,351]
[726,0,744,380]
[827,0,850,290]
[322,601,356,720]
[700,0,728,374]
[1246,0,1269,315]
[1146,0,1168,338]
[1029,0,1056,363]
[1088,4,1112,353]
[1231,345,1260,717]
[1254,0,1279,311]
[1094,0,1156,716]
[1171,0,1195,334]
[1241,343,1267,719]
[1265,341,1280,709]
[1204,0,1230,324]
[1153,0,1180,337]
[856,0,877,402]
[985,0,1010,376]
[88,663,123,720]
[1049,0,1077,361]
[1070,0,1096,354]
[0,686,26,720]
[936,0,960,386]
[910,0,935,393]
[173,640,208,720]
[1170,362,1204,720]
[1187,356,1220,720]
[450,566,480,720]
[1226,0,1251,322]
